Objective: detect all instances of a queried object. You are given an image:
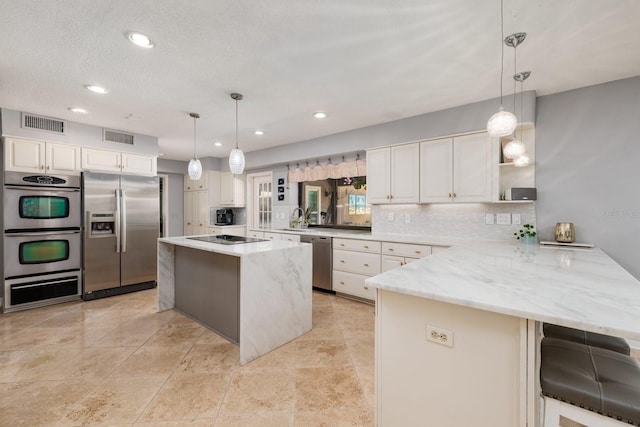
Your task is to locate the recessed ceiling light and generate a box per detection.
[68,107,88,114]
[125,113,144,120]
[214,142,223,147]
[125,31,155,48]
[313,112,327,119]
[254,130,264,135]
[85,85,108,94]
[158,152,164,157]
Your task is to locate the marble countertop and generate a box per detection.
[366,240,640,340]
[158,235,307,258]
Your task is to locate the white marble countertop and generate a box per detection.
[158,235,307,258]
[366,240,640,340]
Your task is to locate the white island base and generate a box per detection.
[158,237,312,365]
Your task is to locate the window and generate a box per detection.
[252,173,273,228]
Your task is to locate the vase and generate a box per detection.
[522,234,536,245]
[555,222,575,243]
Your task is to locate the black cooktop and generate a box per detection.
[187,234,267,245]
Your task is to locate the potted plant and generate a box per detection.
[514,224,537,244]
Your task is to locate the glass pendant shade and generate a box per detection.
[513,153,530,167]
[503,139,526,159]
[229,148,245,174]
[487,107,517,137]
[188,158,202,180]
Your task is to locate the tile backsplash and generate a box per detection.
[372,203,536,240]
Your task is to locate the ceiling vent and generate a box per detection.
[104,129,134,145]
[21,113,66,134]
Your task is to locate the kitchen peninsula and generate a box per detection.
[157,235,312,365]
[367,241,640,426]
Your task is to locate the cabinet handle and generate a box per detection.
[453,193,457,198]
[46,165,50,170]
[199,223,203,226]
[340,281,345,285]
[364,263,369,267]
[448,193,452,198]
[187,186,191,189]
[364,245,369,249]
[340,260,345,263]
[199,185,203,188]
[388,248,394,252]
[40,165,44,170]
[364,286,369,290]
[340,243,345,246]
[415,250,421,254]
[386,195,390,200]
[390,195,394,199]
[187,222,191,225]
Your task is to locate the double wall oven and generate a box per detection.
[3,171,82,312]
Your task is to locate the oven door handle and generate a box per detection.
[5,230,80,237]
[11,278,76,290]
[5,186,80,192]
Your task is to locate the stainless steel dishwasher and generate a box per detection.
[300,235,333,291]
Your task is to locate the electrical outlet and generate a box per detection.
[388,213,394,221]
[426,325,453,348]
[404,214,411,224]
[496,213,512,225]
[485,213,494,225]
[512,213,521,225]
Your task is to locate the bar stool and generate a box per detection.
[540,337,640,426]
[543,323,631,355]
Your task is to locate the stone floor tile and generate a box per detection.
[295,339,351,368]
[110,345,191,378]
[218,370,296,416]
[294,406,374,427]
[346,337,374,366]
[337,316,375,339]
[295,367,367,411]
[144,323,205,347]
[214,413,294,427]
[177,343,240,374]
[354,365,375,406]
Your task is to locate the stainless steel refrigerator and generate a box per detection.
[82,172,159,299]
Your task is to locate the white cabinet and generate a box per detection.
[247,230,264,239]
[81,147,156,176]
[420,132,494,203]
[332,238,381,302]
[183,171,221,235]
[184,190,208,236]
[4,138,80,175]
[380,242,431,272]
[220,172,246,207]
[367,144,420,204]
[262,231,301,242]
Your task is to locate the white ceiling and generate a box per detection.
[1,1,639,161]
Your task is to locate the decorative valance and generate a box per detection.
[287,158,367,183]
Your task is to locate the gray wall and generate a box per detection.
[238,91,536,170]
[1,108,158,155]
[163,173,184,237]
[535,76,640,279]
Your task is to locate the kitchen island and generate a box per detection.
[157,235,312,365]
[366,241,640,427]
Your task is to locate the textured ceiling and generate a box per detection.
[1,0,639,161]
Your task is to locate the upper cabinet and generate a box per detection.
[220,172,246,207]
[367,143,420,204]
[4,137,81,175]
[420,132,494,203]
[81,147,156,176]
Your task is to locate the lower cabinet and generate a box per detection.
[209,226,246,237]
[381,242,432,272]
[332,238,381,303]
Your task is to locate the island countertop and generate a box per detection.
[158,235,308,257]
[366,240,640,340]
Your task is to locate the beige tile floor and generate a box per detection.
[0,289,375,427]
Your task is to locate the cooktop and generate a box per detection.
[187,234,267,245]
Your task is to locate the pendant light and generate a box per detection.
[487,0,518,137]
[502,33,528,159]
[228,93,245,174]
[187,112,202,180]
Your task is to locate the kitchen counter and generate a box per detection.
[368,240,640,426]
[366,240,640,339]
[157,235,312,365]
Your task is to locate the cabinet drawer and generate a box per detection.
[263,232,281,241]
[280,234,301,242]
[333,270,376,301]
[333,238,380,253]
[431,246,450,254]
[247,231,264,239]
[333,250,380,275]
[381,242,431,258]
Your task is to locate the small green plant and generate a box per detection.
[514,224,536,240]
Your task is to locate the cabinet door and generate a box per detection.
[184,191,198,235]
[121,153,157,176]
[220,172,246,207]
[366,148,391,204]
[184,175,195,192]
[196,190,209,232]
[381,255,404,272]
[4,138,45,173]
[46,142,81,175]
[453,133,493,203]
[420,138,453,203]
[81,148,122,173]
[390,144,420,204]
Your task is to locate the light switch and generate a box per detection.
[485,213,494,225]
[496,213,512,225]
[512,213,521,225]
